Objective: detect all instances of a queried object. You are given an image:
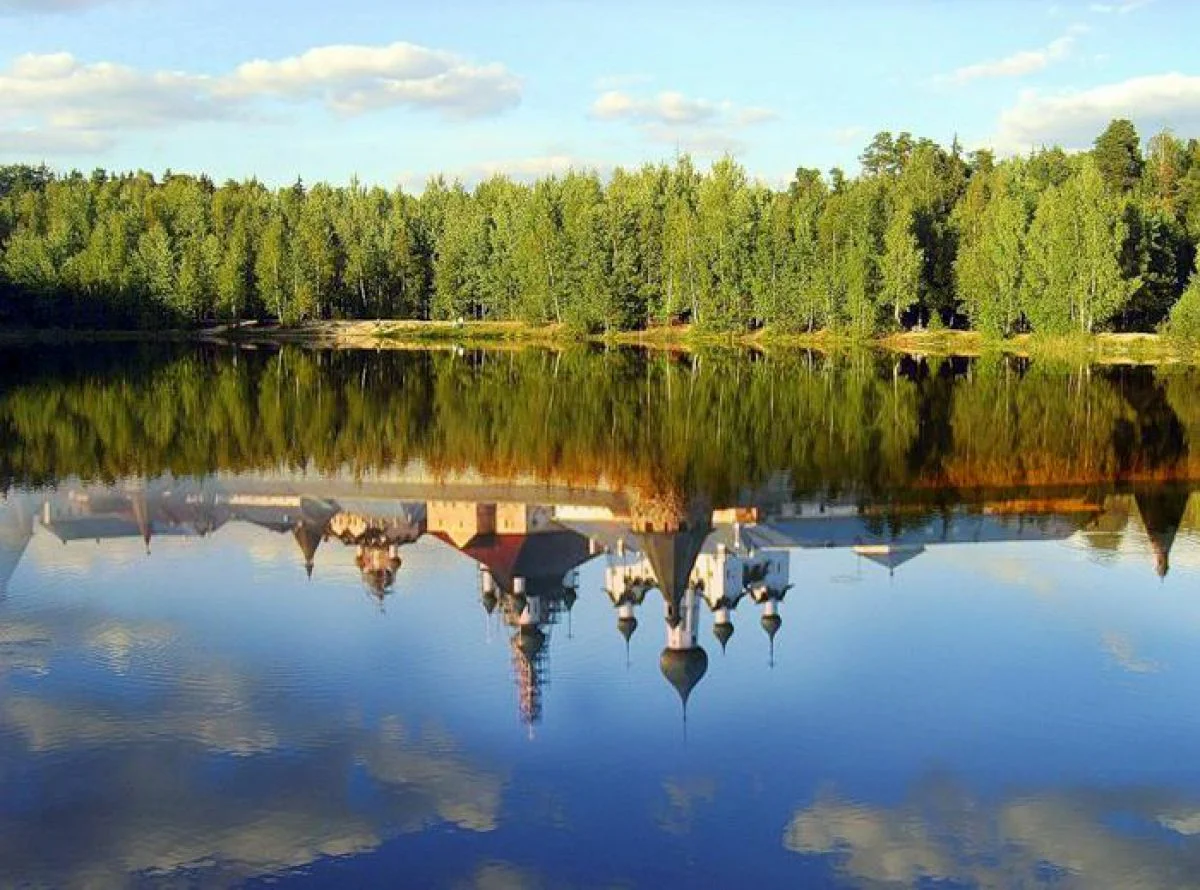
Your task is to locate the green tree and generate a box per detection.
[1023,159,1136,333]
[1093,118,1144,194]
[1168,266,1200,344]
[954,170,1027,337]
[879,202,923,328]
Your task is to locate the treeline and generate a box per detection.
[5,120,1200,336]
[2,344,1198,500]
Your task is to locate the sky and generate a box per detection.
[0,0,1196,188]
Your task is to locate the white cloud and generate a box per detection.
[591,88,776,158]
[0,127,113,154]
[990,72,1200,154]
[833,125,867,146]
[948,25,1086,84]
[0,42,521,157]
[1090,0,1153,13]
[0,53,229,128]
[734,107,779,126]
[223,41,521,118]
[592,89,723,125]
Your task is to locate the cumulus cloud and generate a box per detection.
[0,52,232,150]
[222,41,521,118]
[990,72,1200,154]
[948,25,1086,84]
[0,42,521,156]
[591,88,776,158]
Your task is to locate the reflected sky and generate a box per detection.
[6,345,1200,887]
[4,476,1200,888]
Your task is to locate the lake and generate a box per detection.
[3,343,1200,889]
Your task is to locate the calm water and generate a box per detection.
[4,344,1200,889]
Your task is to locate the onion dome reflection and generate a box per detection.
[659,585,708,719]
[604,537,654,664]
[748,567,792,668]
[628,499,713,719]
[325,505,424,607]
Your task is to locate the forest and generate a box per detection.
[4,119,1200,339]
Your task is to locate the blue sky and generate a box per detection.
[0,0,1196,187]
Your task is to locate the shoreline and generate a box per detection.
[1,320,1195,364]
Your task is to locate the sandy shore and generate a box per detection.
[2,320,1195,363]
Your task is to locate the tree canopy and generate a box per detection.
[3,120,1200,337]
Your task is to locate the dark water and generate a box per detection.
[4,344,1200,889]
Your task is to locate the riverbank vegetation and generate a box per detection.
[4,120,1200,343]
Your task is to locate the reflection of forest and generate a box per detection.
[4,346,1200,500]
[4,474,1197,728]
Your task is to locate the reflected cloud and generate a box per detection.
[457,862,546,890]
[85,619,175,673]
[0,620,51,675]
[0,608,505,888]
[1102,631,1162,674]
[656,777,717,837]
[785,782,1200,889]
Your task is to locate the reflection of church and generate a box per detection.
[5,477,1200,732]
[426,501,593,731]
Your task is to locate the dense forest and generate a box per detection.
[5,120,1200,338]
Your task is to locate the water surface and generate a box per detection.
[3,345,1200,888]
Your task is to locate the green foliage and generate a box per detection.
[1168,270,1200,344]
[0,121,1198,337]
[1022,159,1136,333]
[1093,119,1144,194]
[954,170,1026,337]
[879,204,923,328]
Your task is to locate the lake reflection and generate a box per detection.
[5,346,1200,888]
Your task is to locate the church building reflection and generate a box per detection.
[4,474,1200,732]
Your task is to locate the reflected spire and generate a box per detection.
[131,490,152,555]
[751,585,788,669]
[293,520,324,579]
[511,624,548,730]
[617,614,638,667]
[761,612,782,668]
[713,620,734,653]
[1133,486,1189,579]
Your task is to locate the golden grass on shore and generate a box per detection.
[3,320,1199,363]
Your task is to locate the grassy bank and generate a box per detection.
[3,320,1199,363]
